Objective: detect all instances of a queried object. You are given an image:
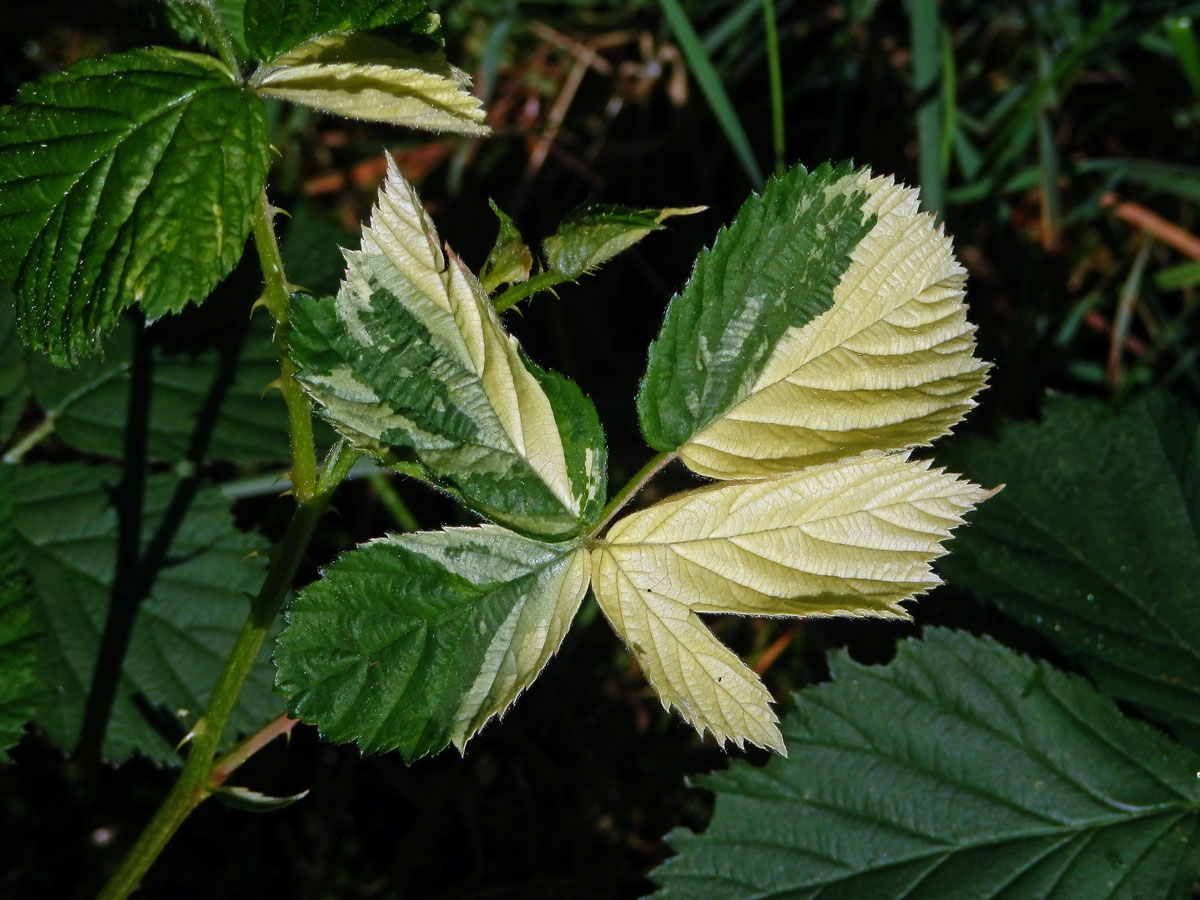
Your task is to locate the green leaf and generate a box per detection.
[0,477,44,761]
[940,392,1200,743]
[276,526,590,759]
[281,203,352,297]
[480,200,532,294]
[243,0,439,63]
[637,161,989,479]
[1155,259,1200,292]
[213,784,309,811]
[653,629,1200,899]
[289,158,607,539]
[542,204,705,281]
[250,32,487,134]
[0,48,270,365]
[10,463,280,763]
[161,0,249,62]
[592,453,988,753]
[24,315,292,464]
[0,293,30,446]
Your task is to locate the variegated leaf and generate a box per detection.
[289,158,606,538]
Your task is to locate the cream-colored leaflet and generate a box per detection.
[295,158,580,534]
[681,172,990,479]
[251,33,488,135]
[602,452,991,620]
[451,544,591,750]
[592,546,785,753]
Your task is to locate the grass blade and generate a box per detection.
[906,0,944,214]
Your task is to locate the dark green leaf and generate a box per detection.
[480,200,532,293]
[0,293,30,446]
[0,477,44,761]
[11,463,279,763]
[27,315,292,463]
[281,203,352,297]
[637,161,874,452]
[161,0,249,62]
[243,0,439,62]
[654,629,1200,900]
[940,392,1200,743]
[0,48,270,365]
[276,526,590,760]
[542,204,702,281]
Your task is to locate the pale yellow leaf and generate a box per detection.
[681,171,990,479]
[251,32,489,135]
[591,545,785,753]
[602,451,991,620]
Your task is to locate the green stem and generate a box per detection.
[2,414,56,463]
[193,0,240,75]
[250,190,318,503]
[367,472,420,532]
[589,450,676,540]
[492,270,568,314]
[761,0,785,176]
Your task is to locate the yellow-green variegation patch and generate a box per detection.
[288,158,606,538]
[251,33,488,135]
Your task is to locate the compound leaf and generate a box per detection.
[276,526,590,759]
[940,391,1200,744]
[653,629,1200,900]
[251,33,487,134]
[637,162,989,479]
[543,205,705,281]
[592,453,987,752]
[244,0,439,63]
[10,463,280,763]
[289,158,607,539]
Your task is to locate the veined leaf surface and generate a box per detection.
[251,33,487,134]
[0,475,43,761]
[289,158,606,539]
[243,0,439,63]
[276,526,590,759]
[591,453,987,752]
[543,205,705,280]
[653,629,1200,900]
[0,48,269,365]
[637,162,988,479]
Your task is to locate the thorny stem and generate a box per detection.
[209,713,300,788]
[589,450,677,541]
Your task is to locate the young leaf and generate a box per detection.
[480,200,532,293]
[637,162,989,479]
[940,391,1200,743]
[653,629,1200,900]
[243,0,440,63]
[250,33,488,135]
[542,205,705,280]
[10,463,280,763]
[0,477,44,761]
[275,526,590,759]
[289,157,607,538]
[591,453,988,752]
[0,49,270,365]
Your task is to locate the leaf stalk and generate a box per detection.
[589,450,676,540]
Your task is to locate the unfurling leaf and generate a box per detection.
[276,526,590,759]
[289,157,606,538]
[638,162,989,479]
[543,205,705,280]
[251,33,488,135]
[480,200,533,293]
[653,629,1200,900]
[592,453,988,751]
[0,48,270,366]
[599,161,991,752]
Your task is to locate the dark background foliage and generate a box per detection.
[3,0,1198,896]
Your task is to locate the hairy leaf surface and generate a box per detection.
[0,475,43,761]
[653,629,1200,900]
[276,526,590,758]
[480,200,532,293]
[543,205,705,280]
[251,33,487,134]
[162,0,249,61]
[0,49,269,365]
[244,0,439,62]
[289,158,607,538]
[592,453,987,752]
[638,162,988,479]
[10,464,279,763]
[0,296,29,445]
[941,392,1200,743]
